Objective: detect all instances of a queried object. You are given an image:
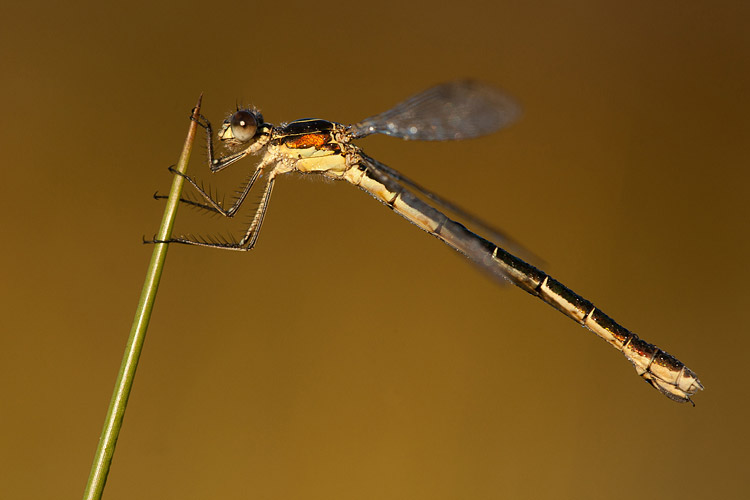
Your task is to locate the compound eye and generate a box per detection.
[230,110,258,142]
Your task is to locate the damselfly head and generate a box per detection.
[218,108,264,145]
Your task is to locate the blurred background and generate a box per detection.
[1,1,748,499]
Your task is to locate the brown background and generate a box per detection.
[2,1,748,499]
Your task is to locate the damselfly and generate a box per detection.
[155,81,702,404]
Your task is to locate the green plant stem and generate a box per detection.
[82,95,203,500]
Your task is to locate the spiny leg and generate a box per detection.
[236,174,276,250]
[152,190,224,215]
[167,155,270,217]
[163,174,277,251]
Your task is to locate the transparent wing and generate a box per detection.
[350,80,520,141]
[359,152,544,267]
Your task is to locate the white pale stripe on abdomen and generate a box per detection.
[348,163,703,403]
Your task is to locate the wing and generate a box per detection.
[358,152,543,267]
[349,80,520,141]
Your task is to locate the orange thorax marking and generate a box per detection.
[286,133,329,149]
